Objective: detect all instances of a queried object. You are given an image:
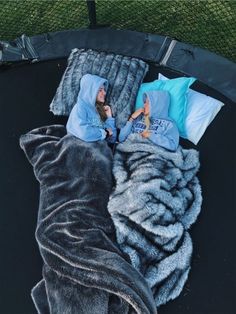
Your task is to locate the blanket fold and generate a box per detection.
[19,125,157,314]
[107,133,202,307]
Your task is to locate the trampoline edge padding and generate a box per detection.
[0,27,235,103]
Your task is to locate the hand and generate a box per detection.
[130,108,144,120]
[141,130,150,138]
[104,105,112,118]
[105,128,113,137]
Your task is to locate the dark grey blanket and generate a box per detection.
[107,133,203,308]
[19,125,157,314]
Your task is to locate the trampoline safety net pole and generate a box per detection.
[86,0,97,29]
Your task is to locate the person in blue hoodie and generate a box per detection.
[119,90,179,151]
[66,73,117,143]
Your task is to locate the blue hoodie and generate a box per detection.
[66,74,117,143]
[119,90,179,151]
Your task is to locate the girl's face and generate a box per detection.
[96,86,106,103]
[143,98,150,115]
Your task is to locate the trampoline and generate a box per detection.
[1,2,235,314]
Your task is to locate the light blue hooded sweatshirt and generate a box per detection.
[66,74,117,143]
[119,90,179,151]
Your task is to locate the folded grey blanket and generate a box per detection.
[19,125,157,314]
[108,133,202,307]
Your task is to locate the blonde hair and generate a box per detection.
[144,114,150,131]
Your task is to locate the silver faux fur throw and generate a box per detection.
[49,48,149,128]
[19,125,157,314]
[108,133,203,308]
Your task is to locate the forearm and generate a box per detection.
[104,117,117,143]
[119,120,133,142]
[67,122,106,142]
[104,117,116,132]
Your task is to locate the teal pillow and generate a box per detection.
[135,76,196,137]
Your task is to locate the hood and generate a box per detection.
[78,73,108,107]
[143,90,170,119]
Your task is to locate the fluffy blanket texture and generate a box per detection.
[19,125,157,314]
[107,133,202,307]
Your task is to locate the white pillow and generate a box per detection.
[158,73,224,145]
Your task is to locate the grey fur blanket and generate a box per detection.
[19,125,157,314]
[107,133,202,308]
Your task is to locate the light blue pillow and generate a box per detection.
[135,76,196,137]
[158,73,224,144]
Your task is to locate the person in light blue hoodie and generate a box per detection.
[66,73,117,143]
[119,90,179,151]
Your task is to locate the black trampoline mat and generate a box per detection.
[0,59,235,314]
